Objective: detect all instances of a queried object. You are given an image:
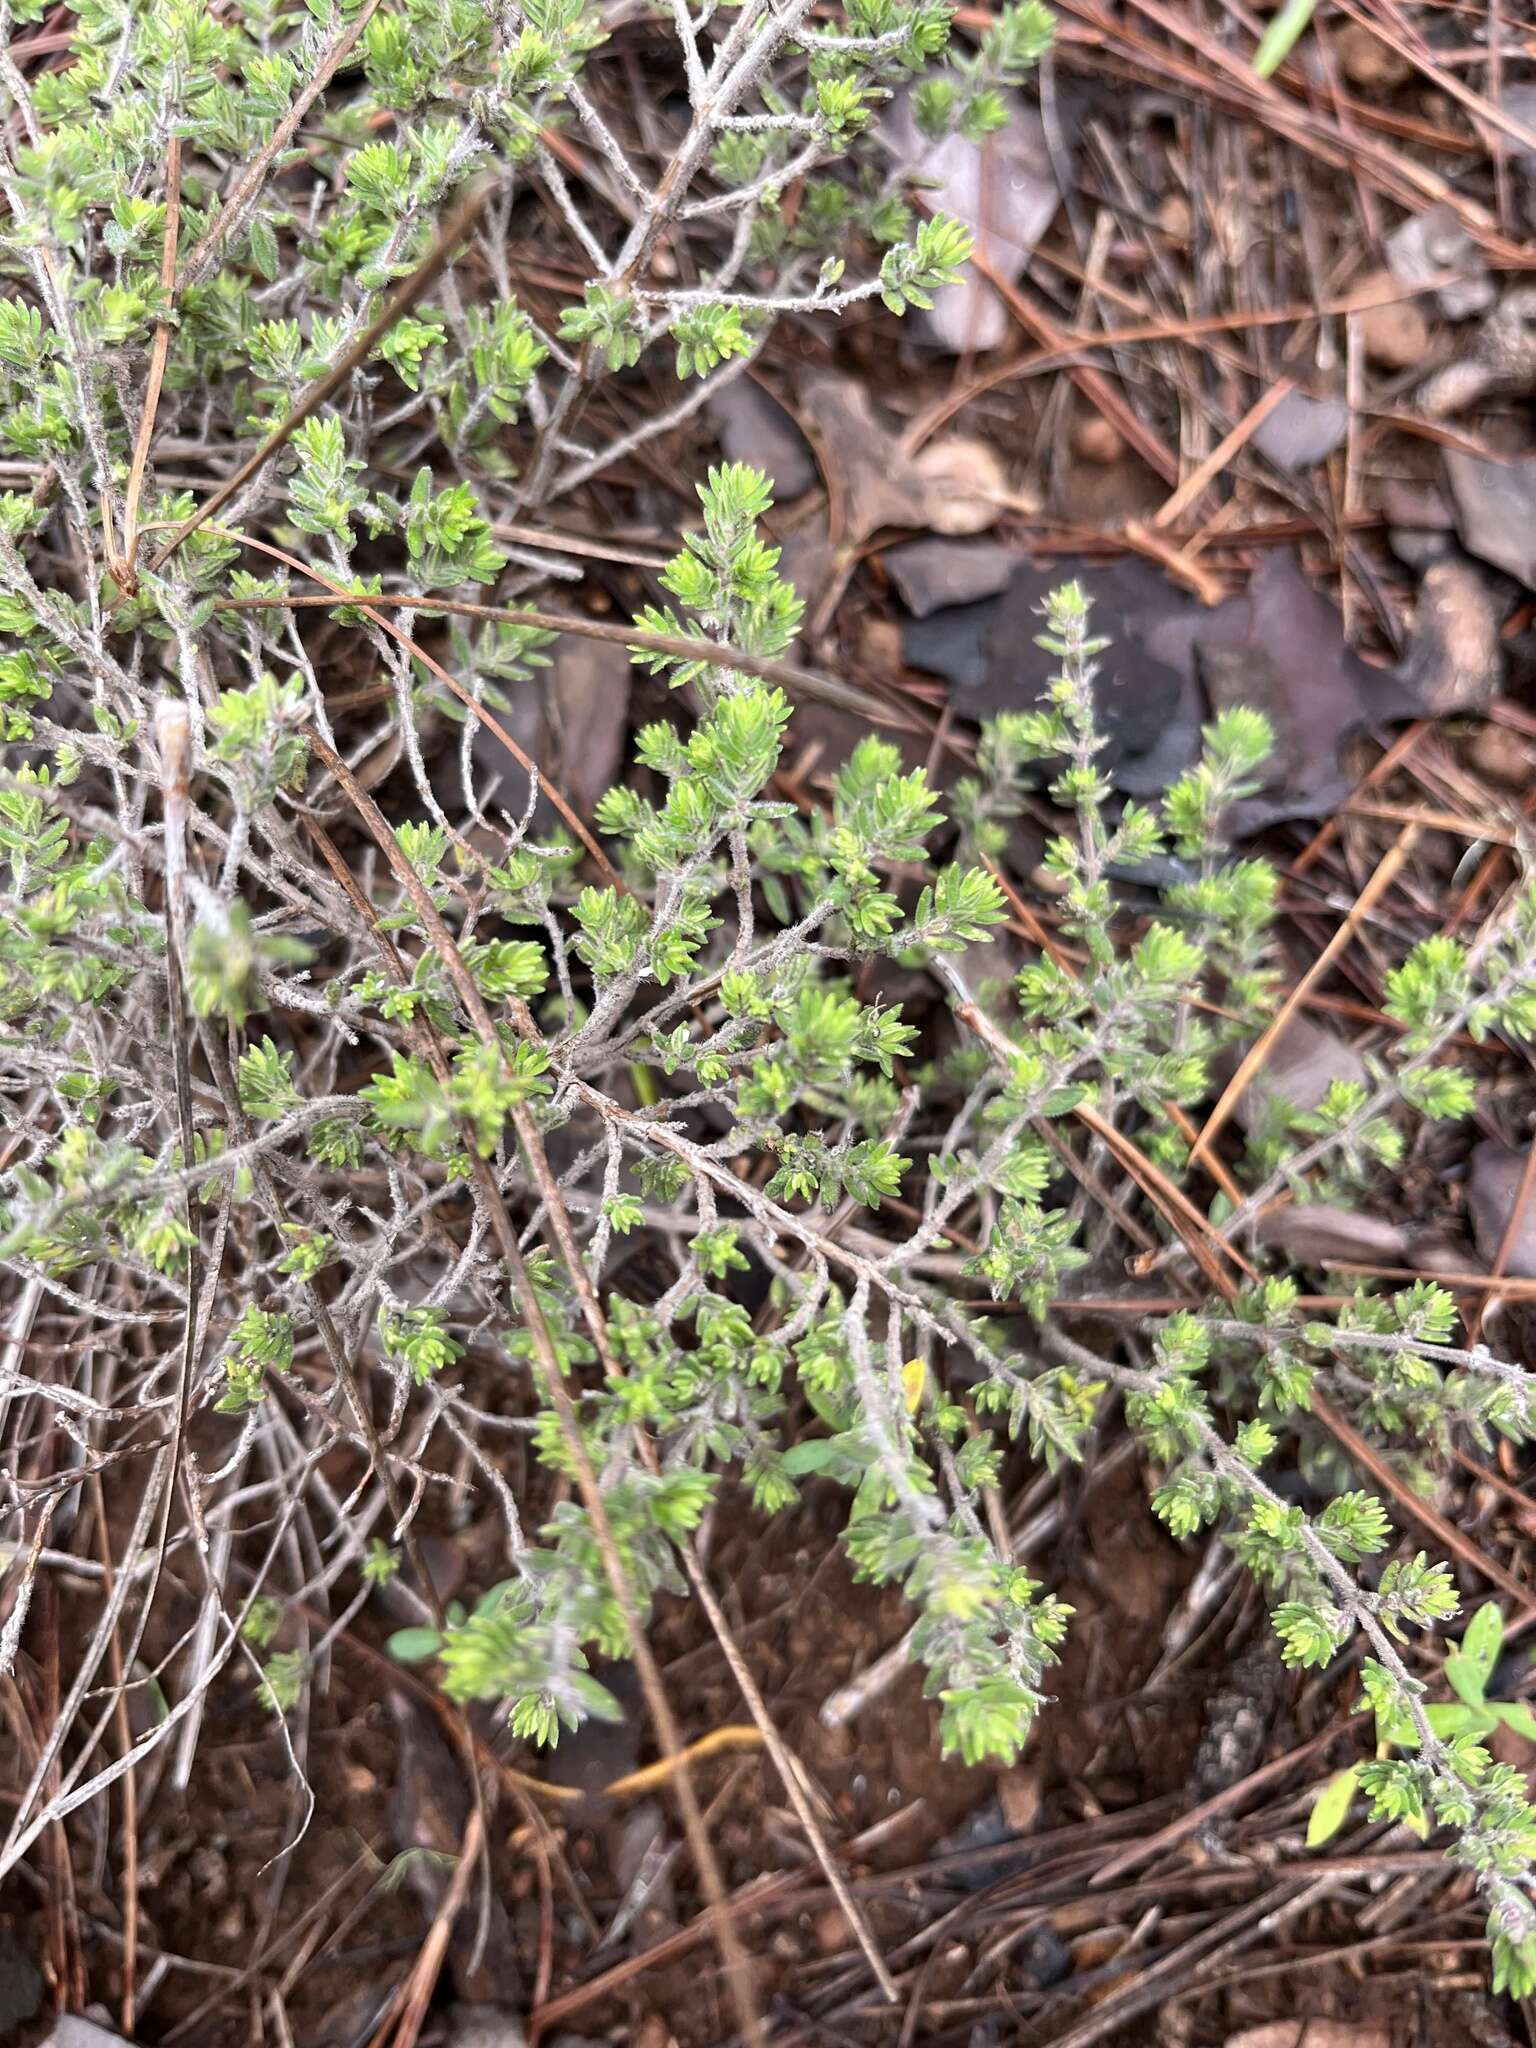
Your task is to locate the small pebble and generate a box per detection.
[1073,415,1126,464]
[1251,388,1349,471]
[1357,290,1430,370]
[812,1904,851,1955]
[1156,194,1192,244]
[997,1764,1043,1834]
[1334,21,1412,90]
[1469,721,1532,789]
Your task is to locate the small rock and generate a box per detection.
[443,2006,527,2048]
[906,601,993,691]
[612,1799,675,1923]
[1406,1231,1486,1279]
[1397,558,1502,713]
[1334,20,1411,89]
[1444,449,1536,589]
[812,1903,851,1955]
[997,1763,1043,1834]
[1504,84,1536,234]
[1419,285,1536,417]
[1470,720,1532,788]
[1072,415,1126,464]
[1381,477,1455,531]
[1467,1142,1536,1277]
[1382,474,1456,567]
[187,1844,230,1904]
[0,1929,42,2035]
[39,2023,131,2048]
[1197,551,1406,830]
[859,613,903,670]
[708,378,816,499]
[911,436,1021,535]
[1233,1015,1368,1137]
[1156,193,1192,244]
[1251,389,1349,471]
[1016,1927,1073,1988]
[884,537,1019,618]
[1388,524,1453,571]
[1387,204,1496,322]
[1356,284,1430,370]
[932,1797,1030,1890]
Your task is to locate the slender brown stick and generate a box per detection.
[1150,378,1297,531]
[144,173,497,578]
[145,700,202,1608]
[901,272,1467,454]
[946,212,1178,486]
[1309,1390,1536,1623]
[1344,799,1516,845]
[302,730,769,2048]
[677,1545,900,2000]
[176,0,383,291]
[1077,1101,1256,1294]
[204,528,627,884]
[367,1807,484,2048]
[1292,721,1429,876]
[1466,1137,1536,1346]
[1327,0,1536,158]
[117,134,183,588]
[215,585,927,734]
[1089,1716,1353,1889]
[1189,824,1420,1173]
[88,1475,138,2036]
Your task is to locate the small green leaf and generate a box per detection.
[1458,1601,1504,1687]
[1306,1765,1360,1848]
[385,1626,442,1664]
[782,1439,841,1476]
[1251,0,1318,76]
[248,215,279,281]
[1444,1654,1489,1711]
[1493,1700,1536,1743]
[1378,1708,1418,1749]
[1425,1701,1492,1738]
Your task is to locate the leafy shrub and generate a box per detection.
[4,0,1536,2003]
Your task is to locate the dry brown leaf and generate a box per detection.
[882,91,1060,353]
[1255,1203,1410,1267]
[800,375,1019,545]
[1468,1141,1536,1277]
[1231,1015,1368,1138]
[912,436,1034,533]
